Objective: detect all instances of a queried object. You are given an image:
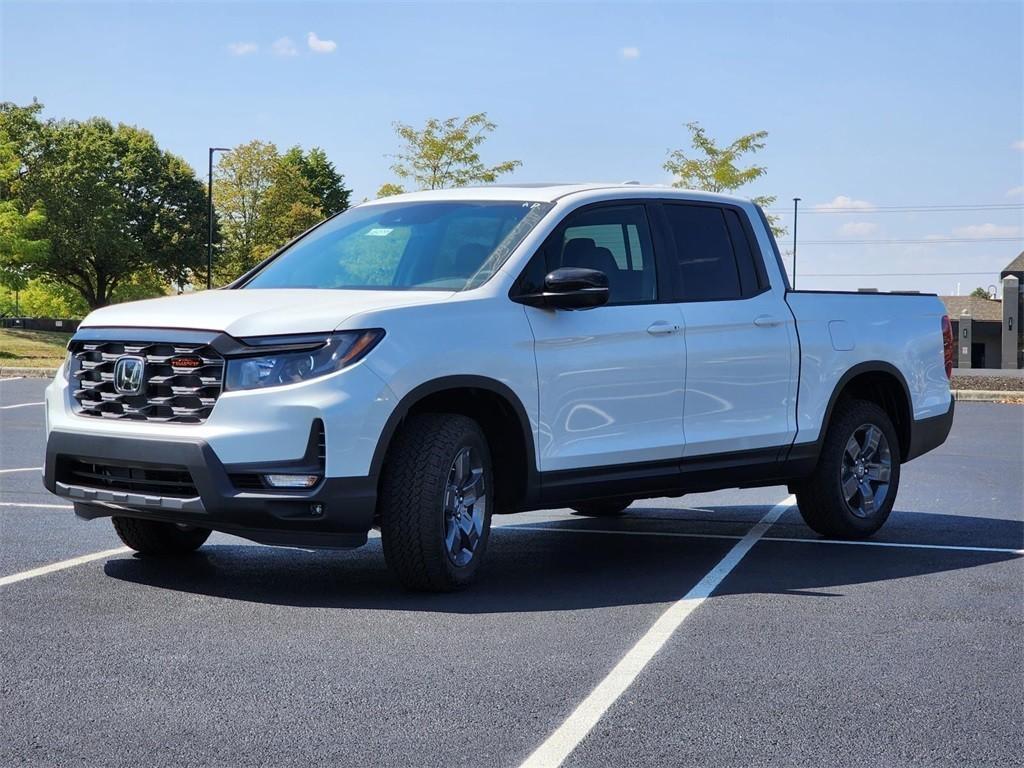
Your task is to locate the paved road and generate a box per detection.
[1,377,1021,767]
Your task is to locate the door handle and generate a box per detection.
[647,321,680,335]
[753,315,782,328]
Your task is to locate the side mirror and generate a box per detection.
[515,267,610,310]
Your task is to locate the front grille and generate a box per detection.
[70,340,224,423]
[58,458,199,498]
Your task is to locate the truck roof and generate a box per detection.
[360,183,753,207]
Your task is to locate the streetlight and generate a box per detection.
[207,146,230,289]
[792,197,801,288]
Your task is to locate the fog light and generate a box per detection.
[263,474,320,489]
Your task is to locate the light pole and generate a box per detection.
[792,197,801,288]
[207,147,230,289]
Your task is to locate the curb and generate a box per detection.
[0,366,58,379]
[953,389,1024,403]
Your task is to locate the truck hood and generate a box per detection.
[79,288,452,337]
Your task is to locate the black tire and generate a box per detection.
[571,498,633,517]
[111,516,210,556]
[379,413,493,591]
[796,397,901,539]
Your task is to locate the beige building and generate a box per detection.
[940,252,1023,369]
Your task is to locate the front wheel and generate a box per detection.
[379,413,493,591]
[112,517,210,556]
[796,398,901,539]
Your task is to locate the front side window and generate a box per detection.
[243,200,552,291]
[520,204,657,305]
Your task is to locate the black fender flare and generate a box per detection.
[367,375,540,501]
[795,360,914,461]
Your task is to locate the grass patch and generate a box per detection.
[0,328,71,368]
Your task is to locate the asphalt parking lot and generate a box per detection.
[2,376,1022,768]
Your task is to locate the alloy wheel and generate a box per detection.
[442,446,487,567]
[840,423,892,518]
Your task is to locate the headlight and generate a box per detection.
[224,329,384,391]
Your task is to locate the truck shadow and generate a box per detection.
[103,506,1023,614]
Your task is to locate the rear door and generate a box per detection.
[656,201,797,457]
[518,202,686,472]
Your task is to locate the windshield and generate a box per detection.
[242,200,553,291]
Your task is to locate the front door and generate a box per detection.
[520,203,686,472]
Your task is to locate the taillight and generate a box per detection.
[941,315,954,380]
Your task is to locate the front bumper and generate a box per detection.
[43,430,376,548]
[46,352,398,479]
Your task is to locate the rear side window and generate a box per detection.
[663,204,767,301]
[663,204,741,301]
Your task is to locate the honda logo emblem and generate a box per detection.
[113,356,145,395]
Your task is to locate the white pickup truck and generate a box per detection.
[43,184,955,591]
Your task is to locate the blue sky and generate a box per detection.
[2,0,1021,295]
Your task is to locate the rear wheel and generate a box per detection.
[571,498,633,517]
[379,413,493,591]
[796,398,901,539]
[112,517,210,556]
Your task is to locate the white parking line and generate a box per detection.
[0,467,42,475]
[518,494,795,768]
[763,535,1024,556]
[0,547,131,588]
[506,526,745,542]
[0,401,43,410]
[504,524,1024,556]
[0,376,25,382]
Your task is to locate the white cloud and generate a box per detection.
[1007,186,1024,198]
[307,32,337,53]
[1012,139,1024,151]
[951,223,1021,238]
[227,42,258,56]
[620,46,640,60]
[838,221,878,237]
[272,36,298,57]
[814,195,876,211]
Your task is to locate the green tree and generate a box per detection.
[969,286,991,299]
[383,112,521,191]
[213,140,278,280]
[15,279,89,318]
[213,140,324,282]
[664,121,785,235]
[0,106,49,301]
[1,106,207,309]
[0,275,167,319]
[376,182,406,198]
[258,159,322,252]
[282,146,351,216]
